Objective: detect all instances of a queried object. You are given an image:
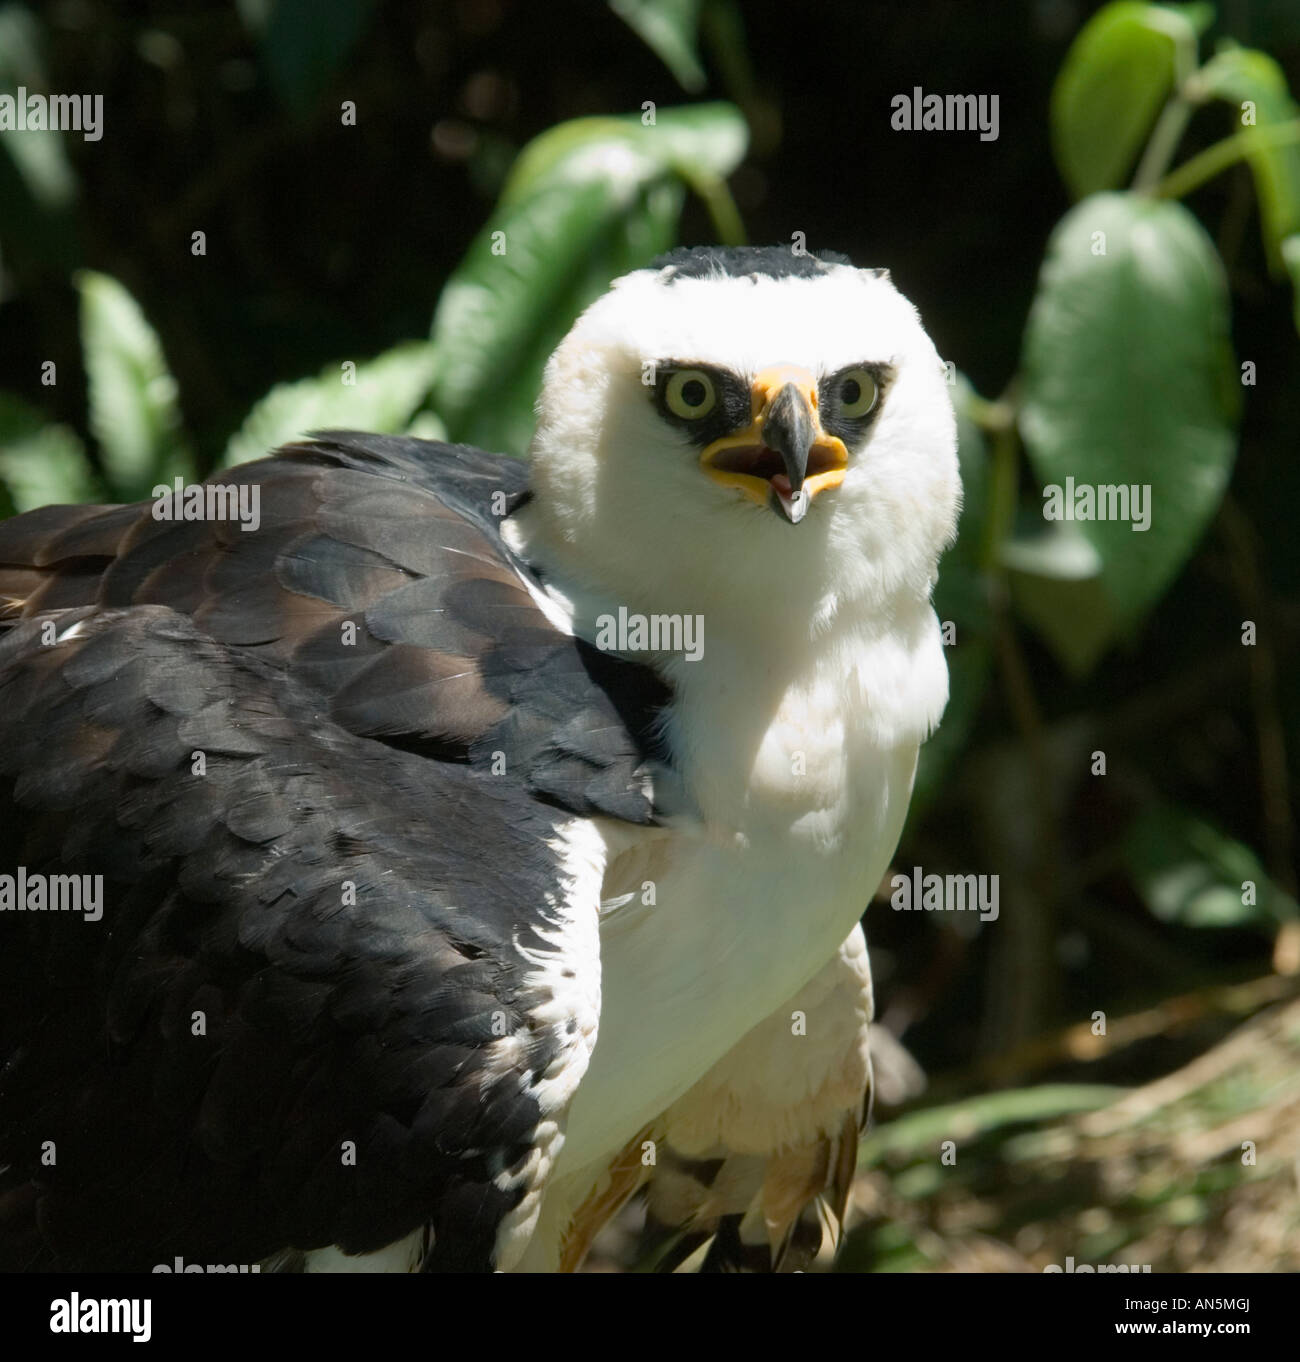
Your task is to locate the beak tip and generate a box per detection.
[771,484,810,524]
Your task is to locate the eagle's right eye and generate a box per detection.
[664,369,717,419]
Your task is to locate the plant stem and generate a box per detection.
[1157,118,1300,200]
[1133,95,1195,194]
[677,166,746,245]
[978,410,1020,574]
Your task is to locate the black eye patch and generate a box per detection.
[818,361,896,447]
[651,362,752,447]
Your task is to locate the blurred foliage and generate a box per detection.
[0,0,1297,1272]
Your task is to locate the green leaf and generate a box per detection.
[499,101,747,208]
[77,270,193,501]
[0,5,79,273]
[222,341,437,467]
[610,0,707,92]
[1050,2,1207,197]
[1124,802,1300,929]
[858,1085,1123,1166]
[430,103,747,455]
[1003,520,1120,677]
[0,5,76,210]
[1193,43,1300,273]
[403,409,449,442]
[1019,192,1236,633]
[0,392,102,512]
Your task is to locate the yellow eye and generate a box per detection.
[835,368,878,418]
[665,369,717,419]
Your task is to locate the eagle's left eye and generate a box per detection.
[832,368,878,419]
[664,369,717,419]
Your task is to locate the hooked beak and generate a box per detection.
[699,365,848,524]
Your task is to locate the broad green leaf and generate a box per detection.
[222,341,436,467]
[1124,801,1300,929]
[1050,2,1208,198]
[1019,192,1236,632]
[1004,521,1119,676]
[1193,43,1300,273]
[0,5,76,210]
[0,392,101,512]
[430,103,746,455]
[610,0,707,92]
[0,6,79,272]
[77,271,193,501]
[499,101,746,208]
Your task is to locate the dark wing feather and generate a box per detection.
[0,434,671,1272]
[0,433,670,821]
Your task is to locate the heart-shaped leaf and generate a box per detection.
[1019,192,1237,634]
[1051,1,1209,197]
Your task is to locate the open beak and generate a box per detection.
[699,365,848,524]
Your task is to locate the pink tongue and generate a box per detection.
[770,473,792,497]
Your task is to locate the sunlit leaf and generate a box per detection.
[77,271,193,501]
[1193,43,1300,272]
[1050,1,1209,197]
[1020,192,1237,633]
[430,103,746,455]
[0,392,101,512]
[222,341,436,466]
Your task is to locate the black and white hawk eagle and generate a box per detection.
[0,245,959,1272]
